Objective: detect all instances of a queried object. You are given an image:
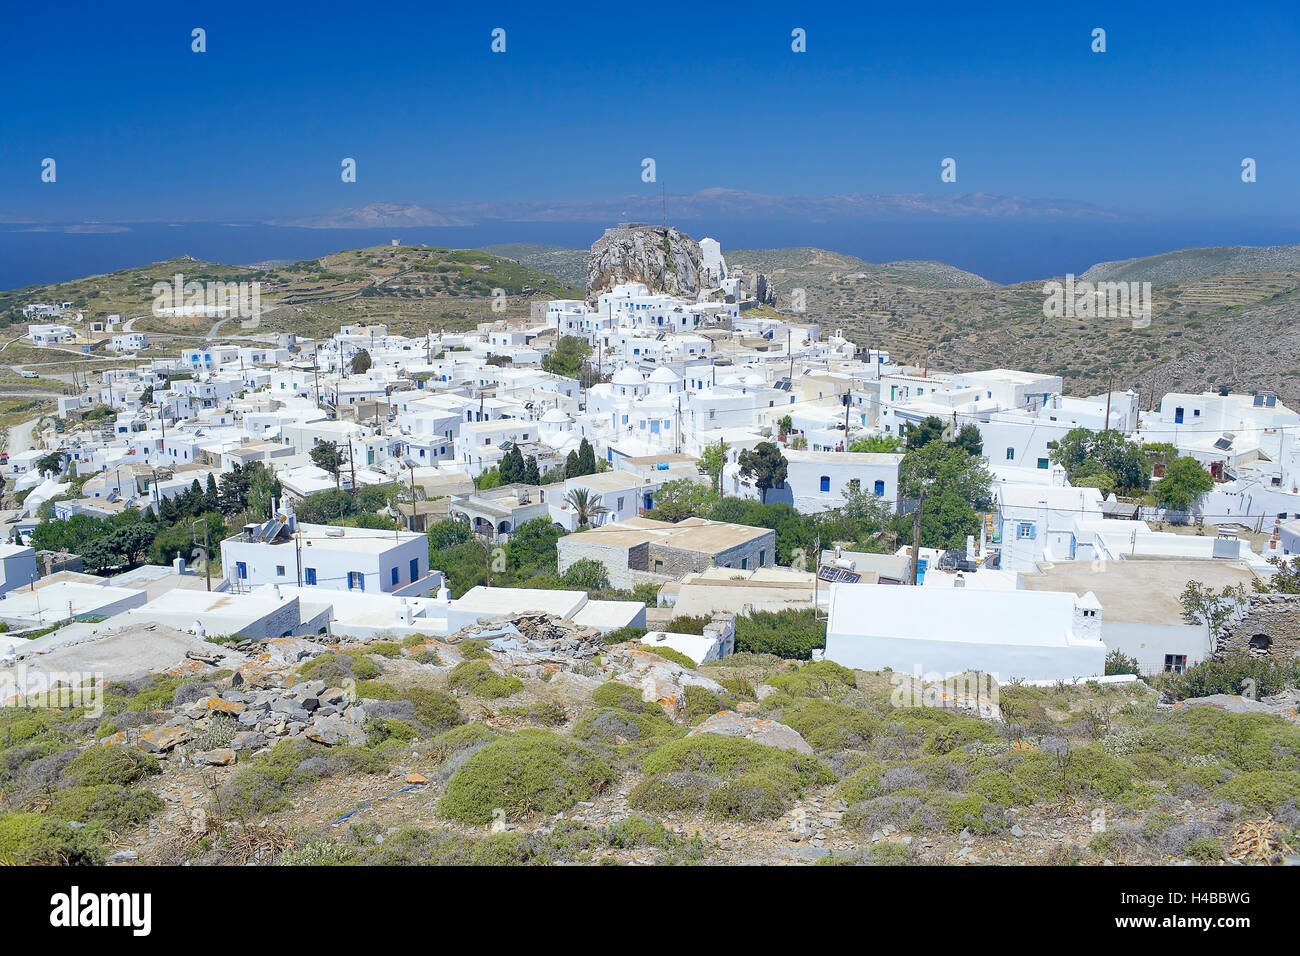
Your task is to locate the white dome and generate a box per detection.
[541,407,570,423]
[612,367,643,386]
[718,374,743,387]
[743,373,765,386]
[649,366,680,383]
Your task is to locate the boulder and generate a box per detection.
[689,711,814,755]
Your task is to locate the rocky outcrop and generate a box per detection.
[586,224,704,301]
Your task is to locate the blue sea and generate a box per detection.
[4,217,1300,291]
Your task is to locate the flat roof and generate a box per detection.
[563,516,772,555]
[1021,559,1258,624]
[828,582,1081,647]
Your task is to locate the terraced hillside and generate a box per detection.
[726,248,1300,408]
[0,245,583,342]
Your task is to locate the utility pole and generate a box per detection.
[910,488,927,586]
[192,518,211,591]
[1103,375,1113,434]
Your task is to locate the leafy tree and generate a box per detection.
[349,348,373,375]
[34,452,64,477]
[1255,555,1300,594]
[1154,456,1214,513]
[296,488,359,524]
[1050,428,1151,493]
[560,558,609,591]
[578,438,597,476]
[541,335,592,379]
[648,479,719,521]
[848,434,903,453]
[499,445,526,485]
[1179,581,1247,654]
[563,487,608,527]
[309,441,346,490]
[698,439,729,494]
[475,467,503,491]
[896,441,993,550]
[429,517,473,550]
[737,442,788,504]
[204,473,220,513]
[903,416,949,450]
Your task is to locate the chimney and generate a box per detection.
[173,552,186,575]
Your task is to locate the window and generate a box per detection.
[1037,458,1050,469]
[275,565,285,577]
[1017,522,1036,540]
[819,475,830,492]
[304,565,317,585]
[874,480,885,496]
[348,571,364,591]
[1005,448,1015,461]
[1164,654,1187,674]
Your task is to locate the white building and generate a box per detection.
[824,582,1106,682]
[221,519,440,597]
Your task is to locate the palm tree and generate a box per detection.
[564,487,608,528]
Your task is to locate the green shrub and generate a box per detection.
[369,642,403,658]
[1184,836,1226,862]
[1215,770,1300,812]
[403,687,464,731]
[628,773,712,814]
[1155,652,1300,701]
[641,645,697,669]
[706,776,785,820]
[297,653,351,685]
[681,686,733,724]
[643,734,833,785]
[838,762,885,803]
[501,701,568,726]
[734,608,825,659]
[573,709,683,749]
[666,615,709,635]
[447,661,524,699]
[62,746,159,787]
[762,696,882,751]
[455,638,491,661]
[602,626,647,646]
[278,838,357,866]
[439,730,618,823]
[47,785,164,827]
[717,676,756,701]
[591,681,663,715]
[766,661,856,699]
[639,734,833,820]
[428,723,498,762]
[946,794,1001,834]
[0,812,104,865]
[343,650,382,681]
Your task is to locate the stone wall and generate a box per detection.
[1219,593,1300,659]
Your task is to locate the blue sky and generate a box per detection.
[1,0,1297,223]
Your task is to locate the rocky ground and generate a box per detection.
[2,613,1298,867]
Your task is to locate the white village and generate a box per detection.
[3,227,1297,698]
